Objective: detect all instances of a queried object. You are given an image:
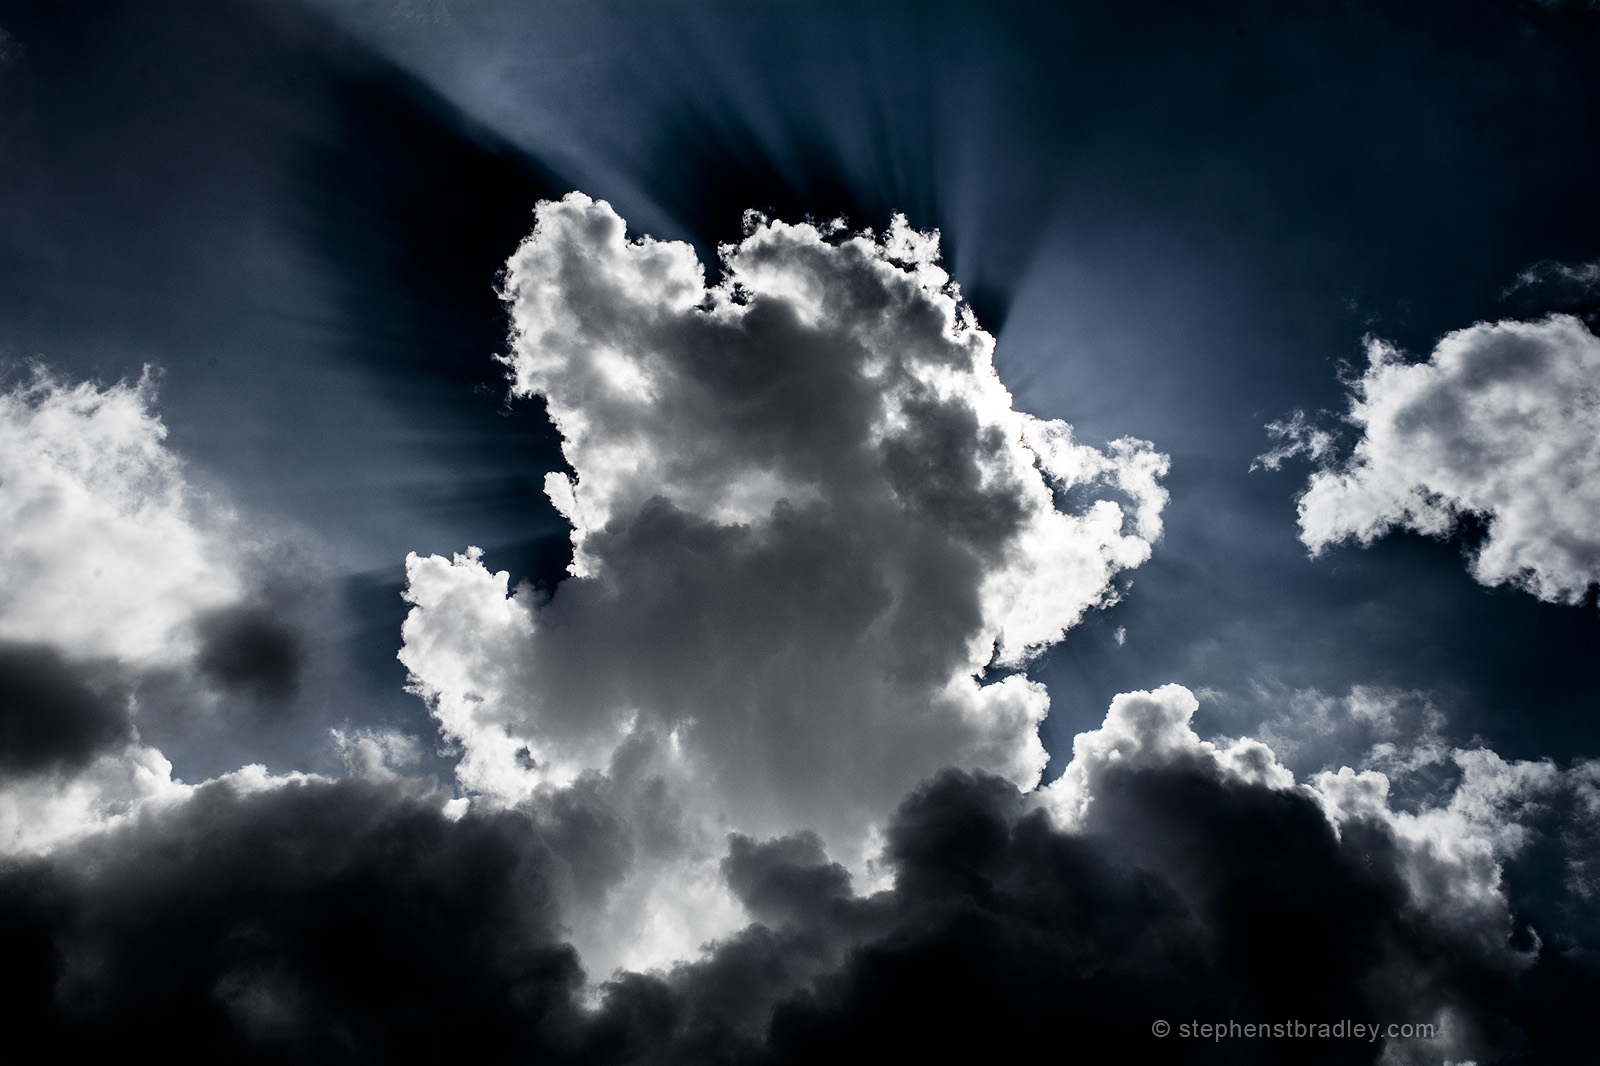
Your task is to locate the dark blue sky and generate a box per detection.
[3,0,1593,781]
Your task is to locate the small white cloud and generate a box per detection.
[1285,314,1600,603]
[1040,684,1296,827]
[1250,408,1336,472]
[332,727,423,779]
[1504,257,1600,298]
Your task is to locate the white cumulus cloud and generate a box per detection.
[0,370,243,664]
[1280,314,1600,604]
[1040,683,1297,827]
[399,193,1168,972]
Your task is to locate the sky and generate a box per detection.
[0,1,1598,1062]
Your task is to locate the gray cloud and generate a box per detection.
[1507,259,1600,300]
[3,683,1588,1064]
[195,602,305,707]
[0,773,599,1063]
[0,642,134,776]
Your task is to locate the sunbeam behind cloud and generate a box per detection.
[399,193,1168,971]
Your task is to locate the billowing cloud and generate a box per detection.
[1268,314,1600,604]
[0,203,1584,1064]
[1040,684,1295,825]
[0,371,296,855]
[0,371,243,665]
[1,683,1590,1065]
[398,194,1168,967]
[0,736,189,856]
[1044,684,1600,962]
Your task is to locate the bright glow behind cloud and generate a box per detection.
[399,193,1168,970]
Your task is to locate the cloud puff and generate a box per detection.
[0,371,243,664]
[194,602,305,705]
[0,737,189,856]
[1272,314,1600,604]
[398,195,1167,963]
[1041,684,1296,825]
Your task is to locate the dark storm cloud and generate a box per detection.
[738,770,1486,1066]
[611,757,1598,1065]
[0,774,602,1064]
[7,737,1588,1064]
[0,643,132,775]
[195,603,306,705]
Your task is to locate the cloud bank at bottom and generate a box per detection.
[2,683,1594,1066]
